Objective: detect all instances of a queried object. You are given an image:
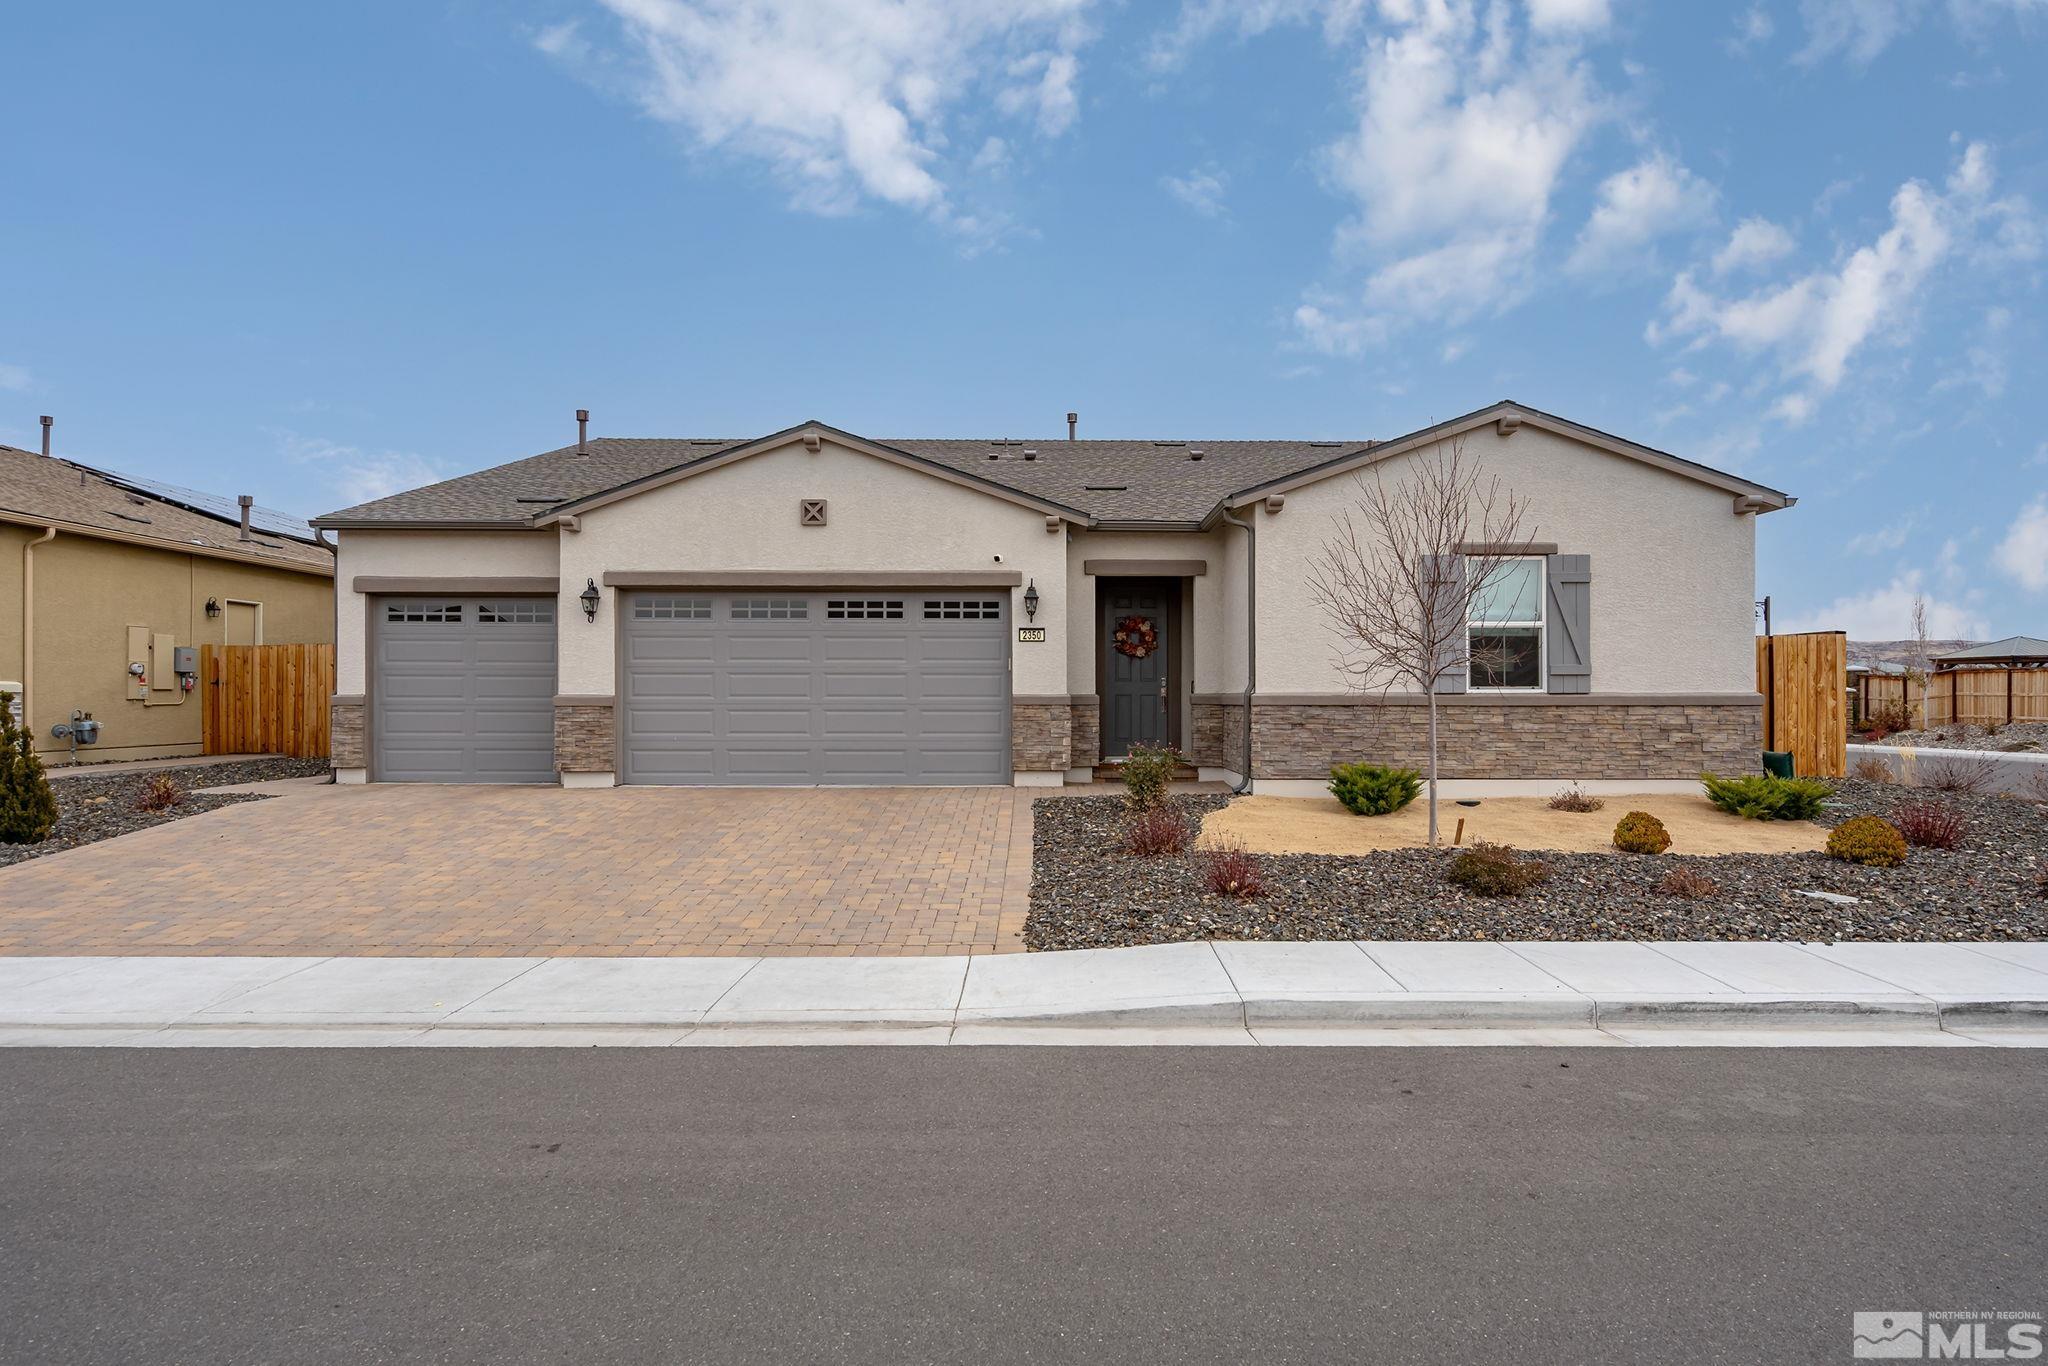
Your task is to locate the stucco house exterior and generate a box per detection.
[3,439,336,763]
[310,400,1792,793]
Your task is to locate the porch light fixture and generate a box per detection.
[580,578,600,622]
[1023,579,1039,622]
[204,597,221,619]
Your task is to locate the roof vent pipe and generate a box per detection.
[1066,412,1077,441]
[1022,448,1037,461]
[576,409,589,454]
[39,415,52,457]
[236,494,253,541]
[1189,448,1204,461]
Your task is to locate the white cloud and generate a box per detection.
[1995,495,2048,591]
[543,0,1099,234]
[1726,5,1776,52]
[1711,217,1797,275]
[1567,152,1716,275]
[1526,0,1611,32]
[277,431,444,507]
[1844,516,1916,554]
[0,362,31,393]
[1933,304,2011,397]
[1796,0,2048,64]
[1650,141,2037,424]
[1780,571,1989,637]
[1162,164,1229,217]
[2029,441,2048,468]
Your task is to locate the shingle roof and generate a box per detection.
[1935,636,2048,662]
[0,445,334,573]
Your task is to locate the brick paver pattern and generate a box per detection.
[0,786,1035,957]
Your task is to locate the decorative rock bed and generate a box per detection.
[0,759,330,871]
[1026,780,2048,950]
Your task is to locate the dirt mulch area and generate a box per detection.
[0,759,330,871]
[1203,793,1827,856]
[1027,782,2048,950]
[1874,721,2048,752]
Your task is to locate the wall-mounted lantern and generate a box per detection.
[580,578,601,622]
[204,597,221,619]
[1023,579,1039,622]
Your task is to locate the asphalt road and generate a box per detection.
[3,1047,2043,1365]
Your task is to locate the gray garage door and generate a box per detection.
[620,591,1009,785]
[371,597,557,783]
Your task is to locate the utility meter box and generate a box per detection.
[173,646,198,675]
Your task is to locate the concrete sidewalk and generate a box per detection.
[3,941,2044,1047]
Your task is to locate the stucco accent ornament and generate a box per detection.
[1113,615,1158,660]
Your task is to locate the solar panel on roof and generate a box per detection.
[90,467,319,542]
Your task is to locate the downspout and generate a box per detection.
[22,525,56,752]
[1218,506,1255,794]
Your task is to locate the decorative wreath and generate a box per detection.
[1113,614,1159,660]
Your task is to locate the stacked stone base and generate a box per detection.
[330,696,365,769]
[553,697,616,773]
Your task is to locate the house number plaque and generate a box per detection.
[1016,627,1047,643]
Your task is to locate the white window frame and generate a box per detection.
[1467,556,1545,692]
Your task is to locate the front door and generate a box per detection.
[1103,583,1171,757]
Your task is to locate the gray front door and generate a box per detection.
[619,591,1009,785]
[371,597,557,783]
[1103,584,1170,757]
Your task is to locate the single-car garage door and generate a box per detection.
[620,591,1009,785]
[372,597,557,783]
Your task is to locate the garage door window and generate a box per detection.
[386,602,463,623]
[923,599,1002,619]
[478,600,553,624]
[827,599,904,619]
[634,597,712,620]
[733,598,807,620]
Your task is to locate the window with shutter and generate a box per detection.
[1468,558,1544,690]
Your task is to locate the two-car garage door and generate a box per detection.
[619,591,1010,785]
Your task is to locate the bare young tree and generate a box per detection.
[1308,438,1533,845]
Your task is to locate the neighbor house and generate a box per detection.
[2,437,335,764]
[310,400,1792,793]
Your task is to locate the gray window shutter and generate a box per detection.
[1546,554,1591,693]
[1425,553,1468,694]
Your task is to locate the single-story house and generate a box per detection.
[310,400,1793,793]
[2,434,336,763]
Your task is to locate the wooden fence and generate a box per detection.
[1755,631,1847,778]
[200,644,335,759]
[1923,667,2048,728]
[1855,673,1926,730]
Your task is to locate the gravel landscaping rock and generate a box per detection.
[0,758,328,871]
[1873,721,2048,752]
[1027,782,2048,950]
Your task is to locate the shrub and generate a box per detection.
[1612,810,1672,854]
[1826,815,1908,868]
[1850,755,1897,784]
[1654,865,1719,900]
[1200,840,1264,898]
[1120,744,1184,812]
[1445,841,1549,897]
[1921,753,1997,797]
[0,690,58,845]
[1328,761,1421,816]
[1893,801,1966,850]
[1701,771,1833,821]
[1124,806,1192,857]
[1547,784,1605,813]
[1865,700,1912,736]
[2022,769,2048,805]
[136,774,184,813]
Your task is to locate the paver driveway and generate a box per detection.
[0,786,1034,957]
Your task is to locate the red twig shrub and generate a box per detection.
[1654,865,1719,900]
[1893,801,1966,850]
[1445,841,1549,897]
[1200,841,1265,898]
[1922,753,1997,797]
[136,774,184,813]
[1124,807,1193,857]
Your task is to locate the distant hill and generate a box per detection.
[1847,639,1976,668]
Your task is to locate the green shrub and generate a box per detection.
[1612,810,1672,854]
[1700,771,1833,821]
[1826,815,1908,868]
[1120,744,1184,812]
[1328,762,1422,816]
[0,690,58,845]
[1445,841,1549,897]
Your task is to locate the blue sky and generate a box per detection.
[3,0,2044,638]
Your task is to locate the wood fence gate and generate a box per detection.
[201,644,335,759]
[1755,631,1847,778]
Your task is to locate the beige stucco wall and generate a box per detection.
[1063,528,1242,699]
[0,524,333,761]
[557,438,1070,696]
[332,530,558,693]
[1249,423,1760,695]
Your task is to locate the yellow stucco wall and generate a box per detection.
[0,524,334,762]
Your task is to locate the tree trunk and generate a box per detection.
[1426,690,1440,846]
